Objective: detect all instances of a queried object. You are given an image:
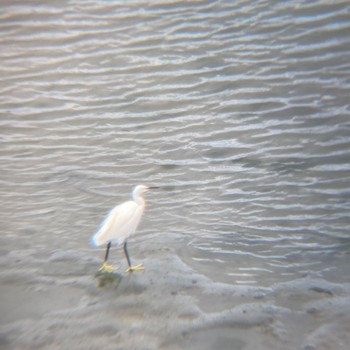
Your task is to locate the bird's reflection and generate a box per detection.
[95,270,122,288]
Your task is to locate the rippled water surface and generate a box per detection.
[1,1,350,349]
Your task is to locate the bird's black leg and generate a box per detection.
[123,241,132,268]
[124,241,144,272]
[104,242,111,263]
[98,242,119,272]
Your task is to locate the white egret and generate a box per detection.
[91,185,158,273]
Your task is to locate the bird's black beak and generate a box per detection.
[148,186,160,190]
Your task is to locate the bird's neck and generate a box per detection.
[133,195,145,207]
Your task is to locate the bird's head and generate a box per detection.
[132,184,159,200]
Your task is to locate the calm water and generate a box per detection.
[1,0,350,348]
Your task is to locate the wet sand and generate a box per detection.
[1,238,350,350]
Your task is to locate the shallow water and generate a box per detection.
[1,1,350,349]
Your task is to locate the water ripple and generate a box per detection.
[1,0,350,286]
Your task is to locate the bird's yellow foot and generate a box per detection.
[98,262,120,273]
[126,264,144,272]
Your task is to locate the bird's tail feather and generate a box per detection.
[90,233,100,248]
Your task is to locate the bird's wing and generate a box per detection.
[91,201,142,247]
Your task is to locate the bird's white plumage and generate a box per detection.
[91,185,148,248]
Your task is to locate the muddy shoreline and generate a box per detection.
[1,239,349,350]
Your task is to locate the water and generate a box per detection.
[1,1,350,349]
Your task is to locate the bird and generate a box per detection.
[91,184,158,273]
